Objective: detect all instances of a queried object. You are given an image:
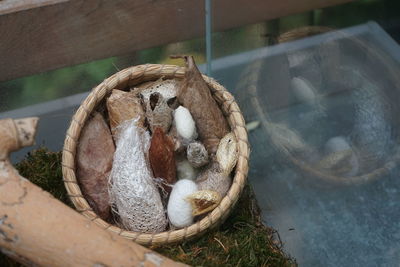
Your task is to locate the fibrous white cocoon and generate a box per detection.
[174,106,197,141]
[108,119,167,233]
[176,159,198,181]
[167,179,198,228]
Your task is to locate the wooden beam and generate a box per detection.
[0,0,68,15]
[0,0,353,82]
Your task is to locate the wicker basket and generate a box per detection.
[62,64,249,245]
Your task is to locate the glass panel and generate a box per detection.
[214,21,400,266]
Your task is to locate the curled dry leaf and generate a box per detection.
[149,127,177,193]
[76,112,114,221]
[186,190,221,216]
[174,55,229,154]
[106,89,146,137]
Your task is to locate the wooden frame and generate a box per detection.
[0,0,353,82]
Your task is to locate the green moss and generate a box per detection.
[15,148,71,207]
[0,148,294,266]
[155,184,295,266]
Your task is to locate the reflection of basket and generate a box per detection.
[62,64,249,245]
[246,26,400,185]
[278,26,333,43]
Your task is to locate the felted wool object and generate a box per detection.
[173,106,198,143]
[76,112,114,221]
[196,167,230,197]
[106,89,146,137]
[108,119,167,233]
[145,92,173,133]
[197,133,238,197]
[187,142,209,168]
[176,157,199,181]
[175,56,230,155]
[167,179,198,228]
[149,127,176,193]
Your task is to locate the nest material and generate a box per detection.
[62,64,249,245]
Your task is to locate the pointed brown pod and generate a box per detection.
[149,127,176,193]
[174,55,229,155]
[76,112,115,221]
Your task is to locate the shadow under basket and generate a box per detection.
[62,64,250,245]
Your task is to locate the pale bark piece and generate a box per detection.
[106,89,146,136]
[76,112,114,221]
[149,127,177,193]
[0,117,38,160]
[175,55,230,154]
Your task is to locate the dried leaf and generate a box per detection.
[175,55,229,154]
[76,112,115,221]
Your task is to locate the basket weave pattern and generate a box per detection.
[62,64,249,245]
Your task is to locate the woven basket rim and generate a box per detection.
[62,63,249,245]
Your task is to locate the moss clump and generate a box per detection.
[1,147,294,266]
[155,184,295,266]
[15,148,71,206]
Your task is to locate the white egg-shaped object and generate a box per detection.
[174,106,198,141]
[167,179,198,228]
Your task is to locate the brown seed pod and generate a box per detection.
[185,190,221,216]
[173,55,229,155]
[106,89,146,137]
[76,112,115,221]
[149,127,177,193]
